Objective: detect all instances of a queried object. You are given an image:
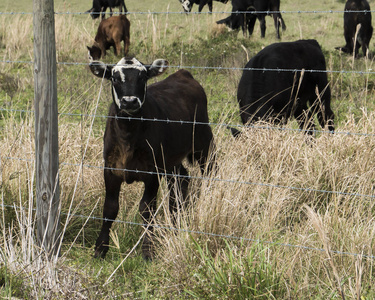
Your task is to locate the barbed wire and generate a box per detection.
[1,107,374,137]
[1,59,375,75]
[1,10,375,16]
[2,156,375,201]
[0,202,374,260]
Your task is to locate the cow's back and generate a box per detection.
[146,69,209,123]
[237,40,329,123]
[99,16,125,39]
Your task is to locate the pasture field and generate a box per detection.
[1,0,375,298]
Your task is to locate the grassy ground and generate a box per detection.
[1,0,375,298]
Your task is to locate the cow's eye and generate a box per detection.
[112,77,118,83]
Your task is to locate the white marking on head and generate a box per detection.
[88,50,93,62]
[113,69,126,82]
[112,57,147,74]
[182,0,190,11]
[112,86,121,108]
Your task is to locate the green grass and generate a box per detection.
[185,238,285,299]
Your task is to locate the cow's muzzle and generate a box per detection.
[119,96,143,114]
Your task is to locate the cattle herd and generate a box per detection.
[86,0,373,259]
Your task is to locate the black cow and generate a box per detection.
[89,57,215,259]
[234,40,334,136]
[216,0,286,39]
[335,0,373,57]
[87,0,128,20]
[179,0,228,13]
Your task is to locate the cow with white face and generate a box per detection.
[90,58,166,115]
[89,57,215,260]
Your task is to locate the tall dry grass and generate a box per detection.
[2,107,375,297]
[157,111,375,298]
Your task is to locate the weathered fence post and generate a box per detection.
[33,0,60,256]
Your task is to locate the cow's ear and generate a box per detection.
[147,59,169,79]
[89,61,112,80]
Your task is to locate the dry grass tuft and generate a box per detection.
[156,111,375,297]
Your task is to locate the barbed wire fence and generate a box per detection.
[0,6,375,263]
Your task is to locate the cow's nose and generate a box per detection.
[120,96,142,111]
[122,96,138,104]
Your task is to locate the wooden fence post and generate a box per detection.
[33,0,60,256]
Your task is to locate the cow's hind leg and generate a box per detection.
[207,0,213,12]
[95,169,123,258]
[294,104,316,135]
[139,177,160,260]
[314,90,335,133]
[114,40,122,57]
[101,7,106,19]
[343,33,354,54]
[316,104,334,133]
[247,15,257,36]
[122,1,128,13]
[192,128,216,175]
[279,15,286,31]
[123,37,130,56]
[258,15,266,38]
[273,14,281,39]
[168,165,190,225]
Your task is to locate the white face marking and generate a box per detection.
[112,86,121,108]
[88,50,93,62]
[112,57,147,74]
[182,0,190,11]
[110,58,149,113]
[113,69,126,82]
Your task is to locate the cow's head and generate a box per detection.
[86,7,100,19]
[179,0,192,12]
[87,45,102,61]
[89,57,169,115]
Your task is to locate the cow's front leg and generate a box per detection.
[273,14,281,39]
[259,15,266,38]
[101,7,106,19]
[139,177,159,260]
[208,0,213,13]
[168,165,190,225]
[95,168,123,258]
[198,0,207,12]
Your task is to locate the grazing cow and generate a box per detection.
[87,15,130,60]
[335,0,373,57]
[233,40,334,136]
[89,57,215,260]
[87,0,127,20]
[216,0,286,39]
[179,0,228,13]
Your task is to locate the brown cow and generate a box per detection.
[87,15,130,60]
